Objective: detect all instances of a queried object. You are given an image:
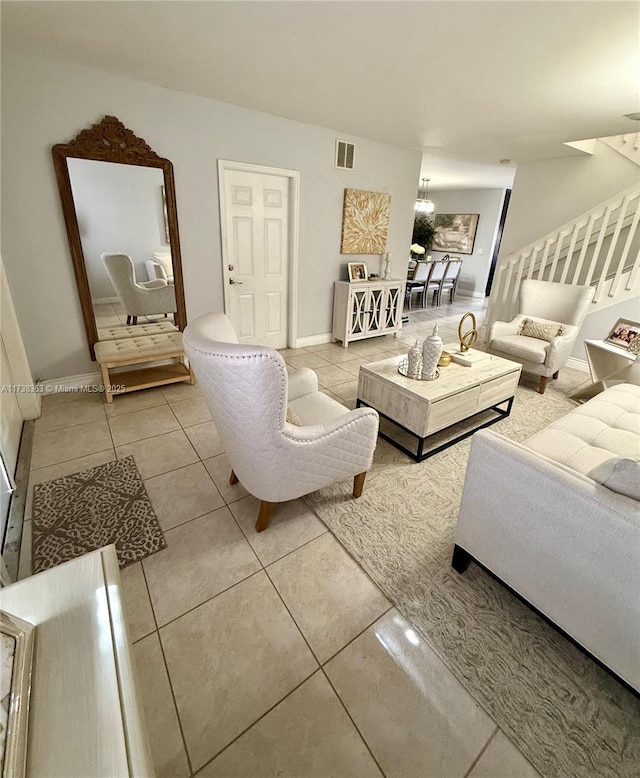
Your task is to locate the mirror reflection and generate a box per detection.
[67,158,178,339]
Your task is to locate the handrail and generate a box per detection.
[486,183,640,329]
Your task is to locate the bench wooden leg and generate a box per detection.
[353,472,367,498]
[255,501,275,533]
[229,470,239,485]
[452,544,471,573]
[100,363,113,404]
[538,375,549,394]
[553,371,559,380]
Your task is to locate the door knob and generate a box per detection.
[229,278,243,285]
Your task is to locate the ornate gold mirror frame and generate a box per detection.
[52,116,187,360]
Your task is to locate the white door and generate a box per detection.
[220,167,291,348]
[1,340,22,545]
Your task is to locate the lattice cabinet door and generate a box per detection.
[349,287,369,336]
[366,287,385,333]
[383,284,403,331]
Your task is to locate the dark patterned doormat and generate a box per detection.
[32,456,166,573]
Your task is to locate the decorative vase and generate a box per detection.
[407,340,422,378]
[422,324,443,379]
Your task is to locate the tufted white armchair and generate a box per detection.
[183,313,380,532]
[487,280,594,394]
[101,253,177,325]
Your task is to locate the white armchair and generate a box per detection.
[101,253,177,325]
[183,313,380,532]
[487,280,594,394]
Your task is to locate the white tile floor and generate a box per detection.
[19,295,544,777]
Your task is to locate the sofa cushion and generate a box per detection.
[588,457,640,501]
[519,318,564,342]
[525,384,640,476]
[491,334,548,364]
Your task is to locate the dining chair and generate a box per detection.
[440,259,463,303]
[425,260,448,306]
[405,261,432,310]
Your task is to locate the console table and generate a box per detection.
[332,278,405,347]
[0,546,153,776]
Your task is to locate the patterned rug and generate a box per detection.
[306,382,640,778]
[32,456,166,573]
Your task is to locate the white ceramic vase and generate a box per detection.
[407,340,422,378]
[422,324,443,379]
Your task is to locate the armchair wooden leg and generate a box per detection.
[553,371,559,380]
[353,472,367,498]
[132,316,138,325]
[255,501,275,533]
[229,470,239,485]
[452,544,471,573]
[538,375,549,394]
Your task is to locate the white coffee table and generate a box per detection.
[357,347,522,461]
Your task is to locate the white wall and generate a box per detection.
[1,49,421,379]
[500,141,639,258]
[68,159,168,300]
[427,188,506,297]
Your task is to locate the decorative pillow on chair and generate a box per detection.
[286,407,302,426]
[519,318,565,342]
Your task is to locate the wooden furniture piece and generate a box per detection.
[570,339,637,400]
[332,278,405,347]
[356,348,521,461]
[0,545,153,776]
[95,331,193,403]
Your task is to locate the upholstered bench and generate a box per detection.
[97,321,178,341]
[94,331,193,403]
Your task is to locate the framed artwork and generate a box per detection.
[341,189,391,254]
[348,262,368,282]
[1,611,35,778]
[433,214,479,255]
[604,318,640,352]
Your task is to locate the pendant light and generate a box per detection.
[415,177,435,213]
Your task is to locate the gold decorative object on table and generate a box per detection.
[438,351,452,367]
[458,312,478,352]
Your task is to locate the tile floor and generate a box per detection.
[19,295,546,777]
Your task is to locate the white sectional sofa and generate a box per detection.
[453,383,640,692]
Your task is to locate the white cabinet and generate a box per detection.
[0,546,153,777]
[332,279,405,347]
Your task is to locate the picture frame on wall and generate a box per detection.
[604,318,640,352]
[341,189,391,254]
[348,262,368,282]
[1,611,35,778]
[432,214,479,255]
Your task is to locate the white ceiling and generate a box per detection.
[2,1,638,190]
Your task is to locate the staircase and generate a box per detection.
[599,133,640,167]
[485,183,640,330]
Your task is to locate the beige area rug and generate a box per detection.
[306,383,640,778]
[32,456,166,573]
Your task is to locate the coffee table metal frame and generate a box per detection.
[356,350,521,462]
[356,395,514,462]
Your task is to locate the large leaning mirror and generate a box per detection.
[52,116,187,360]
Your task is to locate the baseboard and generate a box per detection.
[566,356,589,373]
[38,371,102,392]
[293,333,333,348]
[92,296,120,305]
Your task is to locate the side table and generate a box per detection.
[570,339,636,400]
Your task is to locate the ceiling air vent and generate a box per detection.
[335,140,355,170]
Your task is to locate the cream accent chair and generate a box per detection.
[183,313,380,532]
[101,253,177,325]
[487,280,594,394]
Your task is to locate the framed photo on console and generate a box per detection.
[348,262,368,282]
[604,318,640,352]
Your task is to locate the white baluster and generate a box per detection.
[548,232,565,281]
[584,205,613,286]
[571,213,596,284]
[537,239,551,280]
[594,196,629,302]
[560,222,581,283]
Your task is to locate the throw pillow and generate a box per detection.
[286,407,302,426]
[519,318,565,342]
[587,457,640,501]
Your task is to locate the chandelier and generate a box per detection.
[415,177,435,213]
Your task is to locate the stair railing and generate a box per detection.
[486,183,640,329]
